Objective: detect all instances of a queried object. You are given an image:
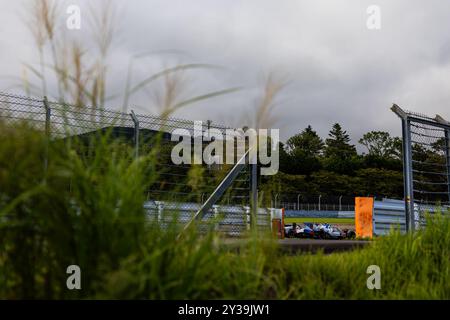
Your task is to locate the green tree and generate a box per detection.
[324,123,356,159]
[286,125,324,157]
[355,168,404,198]
[359,131,401,159]
[431,137,447,154]
[310,170,358,195]
[276,141,291,174]
[284,126,324,175]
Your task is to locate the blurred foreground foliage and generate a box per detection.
[0,122,449,299]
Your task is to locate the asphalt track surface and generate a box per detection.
[222,239,370,254]
[277,239,370,254]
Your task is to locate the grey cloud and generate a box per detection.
[1,0,450,146]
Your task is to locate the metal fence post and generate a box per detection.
[213,205,220,231]
[130,110,139,159]
[156,201,164,222]
[318,195,322,211]
[179,149,251,238]
[43,96,51,174]
[402,118,415,232]
[445,129,450,203]
[246,206,251,231]
[402,119,415,232]
[392,104,415,232]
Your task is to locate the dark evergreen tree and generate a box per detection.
[324,123,356,159]
[323,123,358,174]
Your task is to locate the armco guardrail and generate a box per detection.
[373,199,406,236]
[144,201,272,237]
[148,199,444,237]
[337,211,356,218]
[283,199,408,236]
[284,210,354,219]
[373,199,450,235]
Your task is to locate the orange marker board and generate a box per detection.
[355,197,374,238]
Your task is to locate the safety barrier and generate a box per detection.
[372,199,406,236]
[284,210,354,219]
[144,201,272,237]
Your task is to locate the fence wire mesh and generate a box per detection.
[273,194,356,212]
[393,105,450,230]
[409,115,450,217]
[0,92,264,236]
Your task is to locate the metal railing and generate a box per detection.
[373,198,406,235]
[268,193,356,211]
[145,201,271,237]
[279,202,355,212]
[0,91,258,235]
[392,104,450,231]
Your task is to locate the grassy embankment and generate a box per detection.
[0,121,448,299]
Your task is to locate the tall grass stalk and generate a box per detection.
[21,0,239,118]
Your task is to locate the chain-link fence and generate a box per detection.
[265,193,356,211]
[0,91,265,236]
[392,105,450,231]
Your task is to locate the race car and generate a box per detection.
[284,223,315,238]
[284,222,356,240]
[285,222,356,239]
[342,228,356,239]
[320,224,344,239]
[283,223,298,238]
[298,224,315,238]
[315,223,356,239]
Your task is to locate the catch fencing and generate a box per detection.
[392,105,450,231]
[275,194,355,212]
[0,91,261,235]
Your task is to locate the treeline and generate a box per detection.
[260,123,405,200]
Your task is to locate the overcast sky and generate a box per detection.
[2,0,450,146]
